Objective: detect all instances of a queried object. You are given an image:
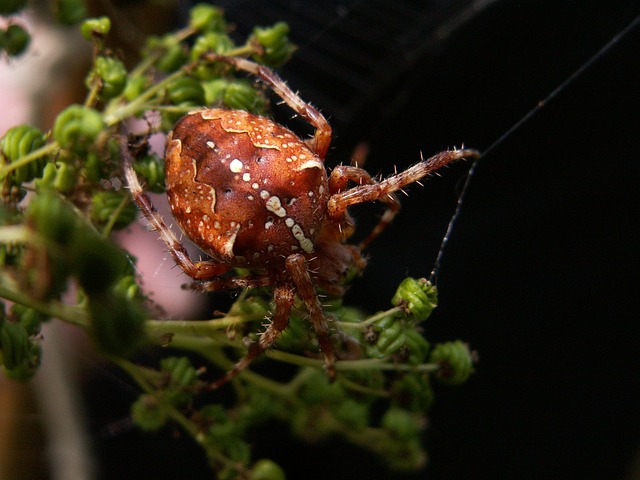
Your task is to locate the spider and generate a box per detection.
[121,54,479,388]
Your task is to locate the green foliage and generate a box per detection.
[250,22,296,67]
[0,0,28,16]
[87,56,128,100]
[0,302,44,380]
[430,340,475,386]
[0,23,30,56]
[55,0,88,25]
[52,105,105,152]
[80,16,111,41]
[0,5,475,479]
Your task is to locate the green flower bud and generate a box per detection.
[189,4,226,32]
[223,81,267,113]
[157,42,188,73]
[0,125,48,185]
[12,304,47,336]
[234,387,281,430]
[80,16,111,41]
[112,275,141,301]
[332,305,365,324]
[223,437,251,464]
[90,190,137,229]
[161,356,198,388]
[52,104,105,153]
[70,226,130,294]
[166,76,205,106]
[80,151,103,182]
[331,398,369,430]
[201,78,228,104]
[290,406,333,441]
[201,78,267,114]
[191,32,234,61]
[0,0,28,15]
[381,407,420,441]
[390,374,434,412]
[55,0,87,25]
[383,439,427,473]
[162,361,199,405]
[36,161,77,193]
[88,291,147,356]
[27,191,79,246]
[275,314,313,351]
[200,404,239,442]
[298,368,345,404]
[122,75,150,102]
[131,394,167,432]
[3,342,41,381]
[23,193,79,298]
[1,321,29,371]
[229,294,270,319]
[402,329,431,365]
[133,154,164,193]
[250,22,295,67]
[365,314,405,358]
[250,459,286,480]
[392,277,437,322]
[88,56,127,100]
[2,24,30,57]
[429,340,475,386]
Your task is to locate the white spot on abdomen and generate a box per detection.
[265,195,287,218]
[229,159,243,173]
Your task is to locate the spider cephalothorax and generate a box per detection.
[122,54,479,387]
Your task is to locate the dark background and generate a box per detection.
[90,1,640,479]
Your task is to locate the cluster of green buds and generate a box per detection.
[134,278,475,476]
[1,0,91,58]
[0,302,45,380]
[0,4,475,479]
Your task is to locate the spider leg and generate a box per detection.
[285,253,336,381]
[328,165,401,250]
[121,134,231,280]
[327,148,481,248]
[209,283,295,389]
[184,274,273,292]
[204,54,332,159]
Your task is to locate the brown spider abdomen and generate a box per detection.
[165,108,329,268]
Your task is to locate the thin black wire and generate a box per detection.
[429,11,640,285]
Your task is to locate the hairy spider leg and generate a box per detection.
[327,149,481,246]
[210,254,336,388]
[185,274,274,292]
[121,136,232,280]
[285,253,336,380]
[205,54,333,159]
[209,283,295,389]
[328,165,402,250]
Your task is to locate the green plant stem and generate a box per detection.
[113,355,251,475]
[129,27,196,78]
[146,313,261,338]
[102,43,258,126]
[101,193,130,236]
[336,306,403,329]
[339,375,390,398]
[0,141,60,178]
[84,74,101,108]
[0,275,89,327]
[103,69,185,125]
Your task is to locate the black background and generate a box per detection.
[90,1,640,479]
